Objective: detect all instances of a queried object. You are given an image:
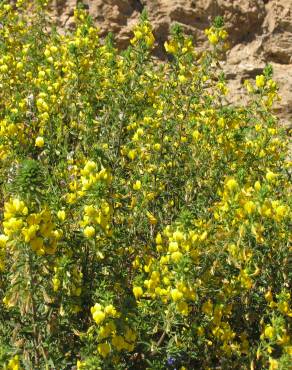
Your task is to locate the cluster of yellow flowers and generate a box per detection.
[65,160,112,204]
[133,228,198,311]
[2,198,59,256]
[81,200,112,238]
[130,19,155,49]
[205,25,228,45]
[5,355,20,370]
[90,303,136,358]
[0,1,290,369]
[52,264,83,296]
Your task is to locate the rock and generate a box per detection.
[262,0,292,64]
[41,0,292,125]
[272,63,292,125]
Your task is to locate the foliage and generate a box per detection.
[0,1,291,369]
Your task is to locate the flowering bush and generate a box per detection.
[0,1,291,369]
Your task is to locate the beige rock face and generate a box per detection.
[50,0,292,125]
[263,0,292,64]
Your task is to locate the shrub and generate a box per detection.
[0,1,291,369]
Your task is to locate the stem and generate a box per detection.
[156,331,166,347]
[27,250,47,367]
[28,251,40,366]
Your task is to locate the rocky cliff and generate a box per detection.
[50,0,291,125]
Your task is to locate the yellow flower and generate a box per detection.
[177,301,189,315]
[244,201,256,215]
[99,324,111,339]
[83,226,95,238]
[171,289,183,302]
[133,286,143,299]
[197,326,205,336]
[57,210,66,221]
[134,30,143,40]
[133,180,141,190]
[22,225,39,242]
[7,355,20,370]
[265,290,273,302]
[202,300,213,315]
[97,342,111,358]
[52,277,61,292]
[91,303,102,313]
[173,230,184,241]
[266,170,278,182]
[125,328,137,342]
[178,74,187,83]
[92,310,106,325]
[254,181,261,191]
[146,211,157,225]
[277,301,289,314]
[219,29,228,40]
[128,149,136,160]
[104,304,118,317]
[83,160,97,175]
[0,234,8,248]
[16,61,24,70]
[226,178,238,192]
[285,346,292,355]
[264,325,275,339]
[274,205,288,220]
[208,33,219,45]
[112,335,126,351]
[269,358,278,370]
[255,75,265,88]
[155,233,162,245]
[77,360,85,369]
[164,41,177,54]
[171,251,183,263]
[30,237,44,253]
[153,143,161,151]
[192,130,200,140]
[35,136,44,147]
[0,64,8,73]
[168,241,179,253]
